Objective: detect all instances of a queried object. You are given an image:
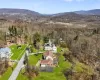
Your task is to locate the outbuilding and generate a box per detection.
[0,47,11,59]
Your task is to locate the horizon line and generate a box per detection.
[0,8,100,15]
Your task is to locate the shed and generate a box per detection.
[0,47,11,59]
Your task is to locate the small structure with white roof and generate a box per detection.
[0,47,11,59]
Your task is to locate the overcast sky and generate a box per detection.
[0,0,100,14]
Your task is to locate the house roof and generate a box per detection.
[43,51,53,57]
[40,60,53,65]
[0,47,11,54]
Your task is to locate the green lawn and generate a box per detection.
[10,45,27,60]
[29,54,42,65]
[0,44,27,80]
[17,73,28,80]
[17,54,42,80]
[0,67,12,80]
[0,64,16,80]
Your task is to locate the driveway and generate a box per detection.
[8,53,25,80]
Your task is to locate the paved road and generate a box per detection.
[9,45,28,80]
[36,60,40,67]
[8,53,25,80]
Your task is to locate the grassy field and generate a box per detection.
[0,44,27,80]
[29,54,42,65]
[0,64,16,80]
[10,45,27,60]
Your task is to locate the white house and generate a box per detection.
[44,39,57,53]
[0,47,11,59]
[52,44,57,53]
[44,39,52,51]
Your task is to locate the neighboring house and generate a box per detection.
[25,47,31,55]
[44,39,57,53]
[0,47,11,59]
[52,44,57,53]
[40,51,58,72]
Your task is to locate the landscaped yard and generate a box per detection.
[29,54,42,65]
[16,46,93,80]
[34,53,72,80]
[34,47,93,80]
[0,44,27,80]
[17,47,72,80]
[17,53,42,80]
[10,45,27,60]
[0,64,16,80]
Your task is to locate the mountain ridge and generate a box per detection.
[0,8,41,16]
[74,9,100,15]
[0,8,100,15]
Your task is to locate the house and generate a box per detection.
[0,47,11,59]
[40,60,53,72]
[40,51,54,67]
[40,51,58,72]
[52,44,57,53]
[25,47,31,55]
[43,50,53,60]
[44,39,57,53]
[40,51,54,72]
[44,39,52,51]
[40,60,53,67]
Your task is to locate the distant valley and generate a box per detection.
[0,8,100,31]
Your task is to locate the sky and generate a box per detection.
[0,0,100,14]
